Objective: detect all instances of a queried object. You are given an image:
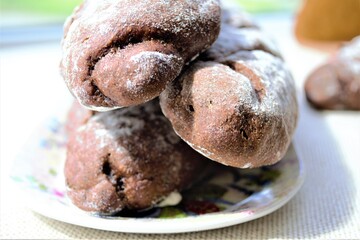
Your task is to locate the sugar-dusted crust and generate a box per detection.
[305,36,360,110]
[221,6,259,29]
[200,24,282,61]
[60,0,221,111]
[64,100,209,214]
[160,17,298,168]
[65,101,94,136]
[159,7,297,168]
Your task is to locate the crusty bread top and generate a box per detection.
[61,0,221,110]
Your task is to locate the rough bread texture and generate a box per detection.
[60,0,221,111]
[201,24,282,61]
[65,101,94,136]
[65,100,209,214]
[160,21,298,168]
[221,7,259,29]
[305,36,360,110]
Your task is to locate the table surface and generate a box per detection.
[1,14,360,239]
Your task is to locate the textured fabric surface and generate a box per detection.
[1,15,360,240]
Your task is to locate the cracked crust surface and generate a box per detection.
[60,0,221,110]
[200,24,282,61]
[159,20,298,168]
[65,100,209,214]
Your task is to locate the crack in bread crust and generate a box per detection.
[60,0,221,110]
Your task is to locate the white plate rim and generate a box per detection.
[9,113,305,234]
[10,149,305,234]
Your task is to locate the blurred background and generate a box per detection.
[0,0,300,47]
[1,1,360,239]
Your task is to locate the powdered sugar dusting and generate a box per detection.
[161,49,297,167]
[61,0,220,109]
[79,101,182,153]
[221,6,258,29]
[92,111,145,139]
[242,163,253,168]
[337,36,360,75]
[182,135,214,158]
[238,28,280,57]
[206,25,282,61]
[130,51,183,78]
[194,62,257,109]
[76,93,122,112]
[222,50,296,117]
[131,51,176,63]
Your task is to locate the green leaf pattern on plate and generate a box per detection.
[11,118,287,219]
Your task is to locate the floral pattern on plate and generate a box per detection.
[10,117,304,233]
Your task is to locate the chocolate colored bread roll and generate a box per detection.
[65,100,209,214]
[221,7,259,29]
[60,0,221,111]
[160,23,298,168]
[201,24,282,61]
[65,101,94,135]
[305,36,360,110]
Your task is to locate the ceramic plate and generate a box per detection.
[10,116,305,234]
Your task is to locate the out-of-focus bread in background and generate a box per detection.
[295,0,360,41]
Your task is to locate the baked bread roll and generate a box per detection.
[60,0,221,111]
[65,100,209,214]
[305,36,360,110]
[221,7,259,29]
[65,101,94,135]
[160,23,298,168]
[201,24,282,61]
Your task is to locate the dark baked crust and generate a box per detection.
[160,51,297,168]
[159,17,298,168]
[305,37,360,110]
[200,24,282,61]
[60,0,221,110]
[65,100,209,214]
[221,7,259,29]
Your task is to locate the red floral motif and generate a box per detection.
[184,200,220,215]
